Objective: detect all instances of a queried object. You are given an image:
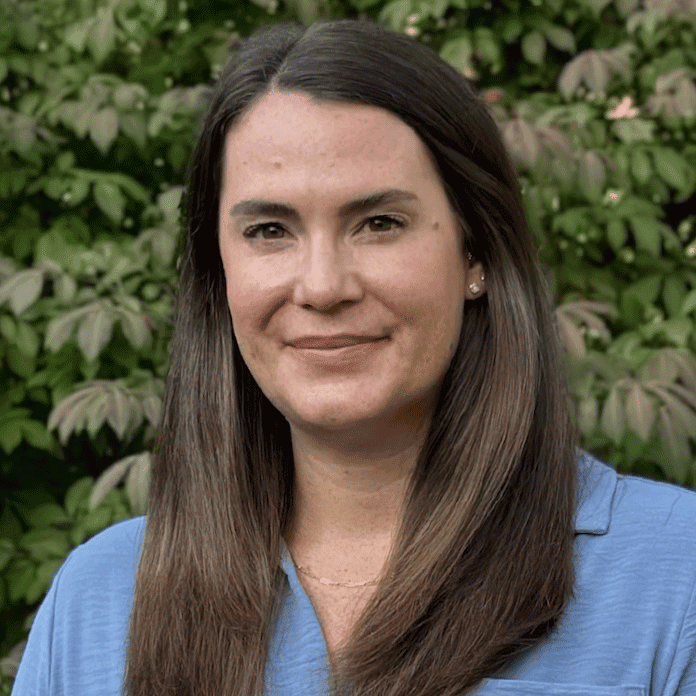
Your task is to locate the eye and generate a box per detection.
[364,215,405,236]
[241,223,285,240]
[241,215,405,241]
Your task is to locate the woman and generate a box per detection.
[11,17,696,696]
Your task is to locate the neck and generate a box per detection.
[286,412,430,544]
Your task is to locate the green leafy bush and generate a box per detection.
[1,0,695,688]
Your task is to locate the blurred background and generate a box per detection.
[0,0,695,690]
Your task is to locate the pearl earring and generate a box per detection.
[467,252,484,294]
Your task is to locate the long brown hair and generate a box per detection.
[122,17,578,696]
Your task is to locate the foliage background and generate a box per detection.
[1,0,695,690]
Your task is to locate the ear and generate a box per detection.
[465,261,486,299]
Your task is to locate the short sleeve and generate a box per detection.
[10,548,77,696]
[8,516,144,696]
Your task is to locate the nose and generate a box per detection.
[292,233,363,310]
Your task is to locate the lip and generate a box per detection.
[289,336,389,367]
[288,334,386,349]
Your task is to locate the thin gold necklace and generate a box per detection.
[289,551,391,587]
[294,562,381,587]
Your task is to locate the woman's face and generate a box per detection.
[218,90,480,441]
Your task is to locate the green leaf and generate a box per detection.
[623,275,662,307]
[49,384,100,443]
[77,304,115,361]
[26,559,63,604]
[116,307,150,348]
[610,119,656,144]
[22,503,72,529]
[630,217,662,256]
[521,31,546,65]
[0,269,44,315]
[0,315,17,343]
[7,560,36,603]
[0,419,23,454]
[474,27,503,72]
[56,152,75,171]
[606,218,627,251]
[0,538,14,573]
[95,255,139,293]
[439,35,474,75]
[87,8,116,64]
[657,318,692,347]
[601,385,625,445]
[64,17,94,52]
[16,321,39,357]
[663,277,687,318]
[85,392,110,438]
[36,228,77,269]
[118,112,147,149]
[78,506,113,537]
[64,477,94,518]
[558,56,583,100]
[66,177,90,205]
[681,289,696,314]
[625,382,655,440]
[141,394,161,426]
[93,182,125,223]
[106,388,131,439]
[157,187,183,224]
[501,16,523,43]
[542,24,576,53]
[503,117,540,168]
[552,208,586,236]
[583,0,613,15]
[125,453,151,516]
[557,311,586,358]
[21,420,57,452]
[293,0,320,25]
[630,148,652,184]
[109,173,150,205]
[577,395,598,435]
[651,148,689,191]
[89,107,119,155]
[640,349,679,382]
[658,405,690,481]
[615,0,640,16]
[88,456,133,510]
[16,18,39,50]
[142,0,167,23]
[44,305,93,352]
[577,150,605,201]
[18,528,71,561]
[113,84,138,110]
[6,349,36,379]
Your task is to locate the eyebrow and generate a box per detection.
[228,188,420,222]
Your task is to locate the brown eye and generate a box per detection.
[364,216,405,236]
[242,223,286,240]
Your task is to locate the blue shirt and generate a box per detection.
[10,451,696,695]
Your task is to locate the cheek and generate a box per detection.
[416,265,465,359]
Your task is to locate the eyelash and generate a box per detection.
[241,215,406,241]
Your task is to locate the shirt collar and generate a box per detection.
[574,449,616,536]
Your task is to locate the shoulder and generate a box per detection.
[613,466,696,535]
[53,516,147,596]
[577,451,696,566]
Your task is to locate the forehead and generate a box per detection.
[221,90,439,195]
